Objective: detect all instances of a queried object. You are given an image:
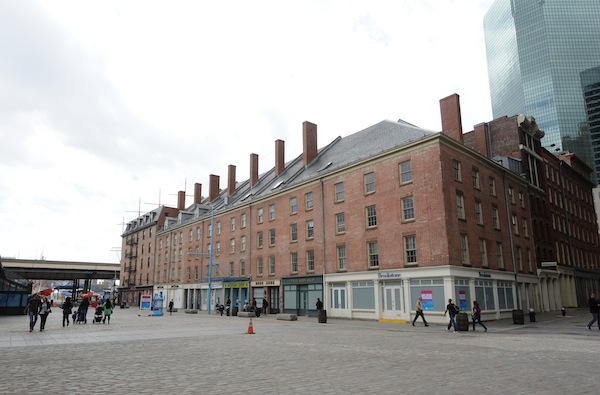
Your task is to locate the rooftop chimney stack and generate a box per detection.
[209,174,220,202]
[228,165,236,196]
[440,94,463,143]
[303,121,318,166]
[250,153,259,187]
[177,191,185,210]
[275,140,285,176]
[194,183,202,205]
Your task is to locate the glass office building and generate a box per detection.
[484,0,600,183]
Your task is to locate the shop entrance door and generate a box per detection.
[298,288,308,316]
[382,284,404,320]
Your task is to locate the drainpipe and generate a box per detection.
[502,170,521,310]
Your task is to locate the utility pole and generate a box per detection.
[188,208,215,314]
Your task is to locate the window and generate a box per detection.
[269,204,276,221]
[257,257,263,276]
[196,227,201,240]
[496,242,504,269]
[475,280,495,310]
[290,223,298,242]
[229,238,235,254]
[290,197,297,214]
[367,241,379,268]
[516,247,523,271]
[290,252,298,273]
[456,192,465,219]
[512,214,519,235]
[269,229,276,246]
[230,217,236,231]
[335,213,345,233]
[508,187,515,204]
[269,256,275,275]
[489,177,496,196]
[257,208,264,224]
[527,249,533,272]
[364,172,375,194]
[479,238,488,267]
[188,230,193,242]
[257,232,263,248]
[401,196,414,221]
[337,245,346,271]
[453,160,462,181]
[492,206,500,229]
[195,266,199,280]
[216,221,221,235]
[306,220,314,239]
[306,250,315,272]
[240,235,246,252]
[475,200,483,225]
[305,192,313,210]
[472,169,480,189]
[400,160,412,184]
[215,241,221,256]
[334,182,344,202]
[523,218,529,238]
[240,259,245,276]
[229,262,235,277]
[404,235,417,264]
[366,205,377,228]
[519,192,525,208]
[241,213,247,228]
[497,281,514,309]
[187,267,191,280]
[460,234,470,265]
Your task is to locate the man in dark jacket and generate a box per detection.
[587,293,600,330]
[24,295,42,332]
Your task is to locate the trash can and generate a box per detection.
[512,309,524,324]
[318,309,327,323]
[232,307,238,317]
[529,308,536,322]
[456,313,469,331]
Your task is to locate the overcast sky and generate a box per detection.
[0,0,495,263]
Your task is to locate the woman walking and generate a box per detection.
[39,296,51,332]
[472,301,487,332]
[61,297,73,327]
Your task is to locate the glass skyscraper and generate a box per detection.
[483,0,600,183]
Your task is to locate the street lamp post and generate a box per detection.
[188,208,214,314]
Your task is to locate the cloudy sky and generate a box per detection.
[0,0,495,263]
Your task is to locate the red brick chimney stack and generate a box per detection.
[303,121,317,166]
[275,140,285,176]
[177,191,185,210]
[250,153,259,187]
[209,174,220,202]
[228,165,236,196]
[194,183,202,205]
[440,94,463,143]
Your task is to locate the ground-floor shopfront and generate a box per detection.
[324,266,540,323]
[282,275,323,316]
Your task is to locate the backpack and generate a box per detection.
[453,304,460,315]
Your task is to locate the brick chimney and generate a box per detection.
[228,165,236,196]
[177,191,185,210]
[472,123,489,157]
[303,121,317,166]
[194,183,202,205]
[440,94,463,143]
[250,153,259,187]
[275,140,285,176]
[209,174,220,202]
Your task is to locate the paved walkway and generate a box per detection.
[0,308,598,394]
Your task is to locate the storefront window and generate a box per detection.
[410,279,444,311]
[351,281,374,309]
[475,280,495,310]
[454,279,471,311]
[497,281,514,310]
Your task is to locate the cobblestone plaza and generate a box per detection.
[1,308,598,394]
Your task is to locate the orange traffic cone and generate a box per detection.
[247,317,254,334]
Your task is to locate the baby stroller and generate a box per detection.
[92,306,103,324]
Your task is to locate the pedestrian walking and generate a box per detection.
[61,297,73,327]
[169,299,174,316]
[252,298,257,313]
[24,294,42,332]
[316,298,323,311]
[471,300,487,332]
[38,296,52,332]
[262,298,269,316]
[102,299,114,324]
[79,297,90,324]
[444,298,459,332]
[586,293,600,330]
[412,296,429,326]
